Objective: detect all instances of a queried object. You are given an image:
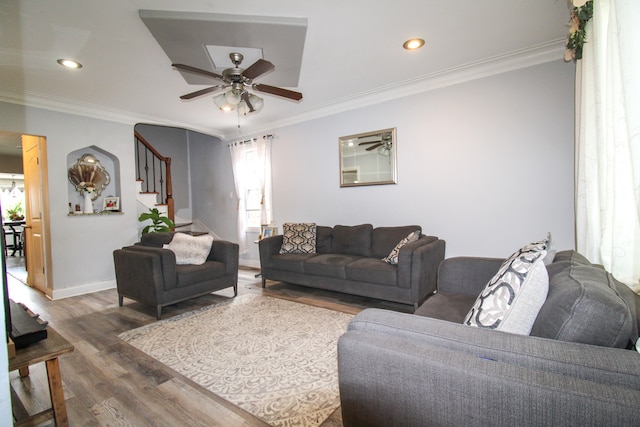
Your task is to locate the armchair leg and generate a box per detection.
[118,295,123,307]
[262,277,266,288]
[156,306,162,320]
[233,283,238,297]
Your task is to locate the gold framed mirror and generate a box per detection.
[339,128,397,187]
[68,154,111,200]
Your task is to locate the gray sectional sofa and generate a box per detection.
[338,250,640,426]
[258,224,445,308]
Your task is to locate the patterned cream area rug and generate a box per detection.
[118,294,353,427]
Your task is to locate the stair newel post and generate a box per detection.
[165,157,174,228]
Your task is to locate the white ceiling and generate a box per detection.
[0,1,571,141]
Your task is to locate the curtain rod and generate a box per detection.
[228,134,274,146]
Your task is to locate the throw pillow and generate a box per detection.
[163,233,213,265]
[463,237,550,335]
[382,231,419,264]
[279,223,317,254]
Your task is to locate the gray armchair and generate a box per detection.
[113,232,239,319]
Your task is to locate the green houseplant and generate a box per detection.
[138,208,175,235]
[6,201,24,221]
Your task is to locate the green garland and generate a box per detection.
[565,1,594,61]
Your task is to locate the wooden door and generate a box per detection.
[21,135,51,296]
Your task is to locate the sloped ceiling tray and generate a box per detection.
[139,10,307,88]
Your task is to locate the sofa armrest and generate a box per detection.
[258,235,284,268]
[396,237,445,306]
[113,246,176,301]
[437,256,504,296]
[211,239,240,276]
[339,309,640,427]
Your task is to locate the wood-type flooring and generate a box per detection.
[6,262,412,426]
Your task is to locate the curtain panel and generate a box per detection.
[575,0,640,290]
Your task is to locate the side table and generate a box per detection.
[9,327,74,426]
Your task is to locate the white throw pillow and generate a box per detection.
[463,238,550,335]
[163,233,214,265]
[382,231,419,264]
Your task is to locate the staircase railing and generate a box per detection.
[134,131,174,222]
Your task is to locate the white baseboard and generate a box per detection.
[51,280,116,300]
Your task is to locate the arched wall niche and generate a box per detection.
[66,145,121,215]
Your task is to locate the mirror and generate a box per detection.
[339,128,397,187]
[68,154,111,200]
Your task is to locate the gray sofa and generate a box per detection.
[338,250,640,426]
[113,232,239,319]
[258,224,446,308]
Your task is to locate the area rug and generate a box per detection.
[118,294,353,427]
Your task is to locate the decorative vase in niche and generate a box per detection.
[83,191,93,214]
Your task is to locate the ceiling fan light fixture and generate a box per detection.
[213,93,235,112]
[57,58,83,69]
[225,90,242,105]
[402,38,425,50]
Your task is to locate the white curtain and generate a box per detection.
[576,0,640,290]
[228,136,273,254]
[229,141,249,254]
[255,137,274,226]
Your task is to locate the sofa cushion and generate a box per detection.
[415,292,477,323]
[304,254,363,279]
[176,261,226,287]
[269,253,319,274]
[463,238,549,335]
[316,226,333,253]
[346,258,398,286]
[371,225,422,258]
[531,256,637,348]
[279,223,317,254]
[382,231,420,264]
[332,224,373,257]
[163,233,214,265]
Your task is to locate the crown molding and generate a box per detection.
[229,39,566,139]
[0,39,565,142]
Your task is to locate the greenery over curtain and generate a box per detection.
[575,0,640,290]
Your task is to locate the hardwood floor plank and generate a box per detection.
[6,267,411,426]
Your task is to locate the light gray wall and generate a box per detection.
[0,58,576,295]
[237,59,576,259]
[135,124,191,220]
[0,102,139,296]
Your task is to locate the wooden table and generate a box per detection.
[9,327,74,427]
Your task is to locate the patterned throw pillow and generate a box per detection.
[382,231,419,264]
[279,223,317,254]
[463,237,550,335]
[163,233,213,265]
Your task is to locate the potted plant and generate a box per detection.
[138,208,175,235]
[6,201,24,221]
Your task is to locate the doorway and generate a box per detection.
[0,131,51,296]
[0,131,26,284]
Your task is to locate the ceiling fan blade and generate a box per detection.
[180,86,225,100]
[254,84,303,101]
[172,63,227,83]
[366,143,384,151]
[359,140,382,145]
[242,59,275,80]
[241,91,255,112]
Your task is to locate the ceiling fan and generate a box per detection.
[359,134,393,152]
[172,53,303,114]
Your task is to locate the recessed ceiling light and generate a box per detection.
[57,59,83,69]
[402,38,425,50]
